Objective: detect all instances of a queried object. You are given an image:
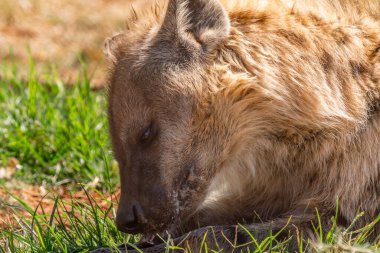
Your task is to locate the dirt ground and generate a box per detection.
[0,157,119,230]
[0,0,146,87]
[0,181,120,228]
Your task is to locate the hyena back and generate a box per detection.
[105,0,380,251]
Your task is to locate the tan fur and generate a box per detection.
[106,0,380,248]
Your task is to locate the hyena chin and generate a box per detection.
[105,0,380,250]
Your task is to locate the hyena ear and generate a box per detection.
[159,0,230,57]
[103,33,124,64]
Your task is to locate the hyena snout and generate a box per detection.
[116,201,146,234]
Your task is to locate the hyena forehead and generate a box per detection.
[105,0,231,84]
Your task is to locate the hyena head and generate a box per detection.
[106,0,230,234]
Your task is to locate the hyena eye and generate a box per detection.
[141,127,151,141]
[140,122,155,144]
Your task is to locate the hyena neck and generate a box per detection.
[196,8,380,222]
[213,7,380,136]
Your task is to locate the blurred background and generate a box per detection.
[0,0,141,87]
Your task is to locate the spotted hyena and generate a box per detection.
[104,0,380,251]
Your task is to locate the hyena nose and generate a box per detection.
[116,203,146,234]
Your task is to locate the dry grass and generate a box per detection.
[0,0,144,87]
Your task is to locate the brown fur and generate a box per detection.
[105,0,380,251]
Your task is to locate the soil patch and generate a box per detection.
[0,182,120,228]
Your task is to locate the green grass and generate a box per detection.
[1,194,379,252]
[0,61,117,187]
[0,190,135,253]
[0,62,379,252]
